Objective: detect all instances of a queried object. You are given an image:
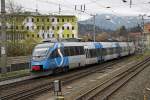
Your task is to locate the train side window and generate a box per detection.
[89,49,92,58]
[50,50,57,59]
[102,48,106,56]
[60,47,64,55]
[70,46,75,56]
[85,49,89,58]
[79,46,84,55]
[64,47,69,56]
[93,49,96,57]
[75,46,79,55]
[97,48,100,56]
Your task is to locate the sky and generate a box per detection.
[1,0,150,20]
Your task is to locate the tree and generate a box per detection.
[129,24,142,33]
[6,0,24,14]
[118,26,128,36]
[96,32,109,41]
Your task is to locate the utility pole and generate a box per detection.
[139,14,146,53]
[122,0,132,8]
[1,0,7,73]
[130,0,132,8]
[93,15,96,42]
[141,15,145,53]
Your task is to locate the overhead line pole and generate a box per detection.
[1,0,7,73]
[93,14,96,42]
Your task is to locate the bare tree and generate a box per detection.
[6,0,24,14]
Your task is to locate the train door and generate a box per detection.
[127,42,130,55]
[94,43,103,63]
[84,46,90,65]
[116,42,121,58]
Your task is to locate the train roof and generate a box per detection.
[36,41,133,48]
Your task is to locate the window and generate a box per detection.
[47,26,49,30]
[47,18,49,22]
[64,47,69,56]
[72,34,74,38]
[57,18,59,22]
[67,26,69,30]
[42,18,44,22]
[62,19,64,22]
[67,34,69,38]
[10,25,13,29]
[32,34,34,38]
[63,34,64,38]
[52,26,55,30]
[42,34,45,38]
[50,48,64,59]
[102,48,107,56]
[27,34,30,37]
[47,34,50,38]
[42,26,44,30]
[37,34,39,38]
[16,26,18,30]
[27,26,29,30]
[72,19,74,22]
[0,26,1,30]
[37,18,39,22]
[37,26,40,30]
[62,26,64,30]
[26,18,29,22]
[32,18,34,22]
[57,34,59,38]
[69,47,75,56]
[67,19,69,22]
[52,34,54,38]
[57,26,59,30]
[50,49,59,58]
[32,26,34,30]
[72,26,74,30]
[21,26,24,30]
[52,18,55,22]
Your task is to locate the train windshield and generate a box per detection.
[32,48,49,57]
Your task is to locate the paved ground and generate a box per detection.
[109,65,150,100]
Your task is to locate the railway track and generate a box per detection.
[75,57,150,100]
[0,57,129,100]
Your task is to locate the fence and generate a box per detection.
[0,56,31,73]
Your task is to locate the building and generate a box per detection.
[0,13,78,42]
[129,32,142,51]
[144,23,150,49]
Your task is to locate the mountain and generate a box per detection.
[78,23,114,35]
[79,14,142,30]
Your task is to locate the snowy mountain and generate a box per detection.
[79,14,142,30]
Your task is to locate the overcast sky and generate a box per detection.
[1,0,150,20]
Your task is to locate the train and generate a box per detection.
[31,41,135,76]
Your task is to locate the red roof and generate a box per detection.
[129,32,142,38]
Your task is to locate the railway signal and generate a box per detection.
[53,80,64,100]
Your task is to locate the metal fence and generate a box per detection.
[0,56,31,73]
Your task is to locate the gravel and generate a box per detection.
[109,65,150,100]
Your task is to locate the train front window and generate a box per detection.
[33,48,49,57]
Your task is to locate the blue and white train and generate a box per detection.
[31,41,135,75]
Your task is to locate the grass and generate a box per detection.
[0,69,30,81]
[129,50,150,61]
